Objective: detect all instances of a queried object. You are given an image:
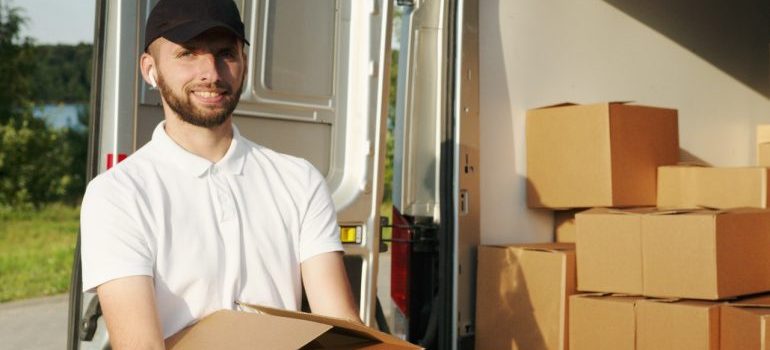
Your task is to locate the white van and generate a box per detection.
[68,0,770,349]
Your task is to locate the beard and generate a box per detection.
[156,72,243,128]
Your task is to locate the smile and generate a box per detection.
[193,91,223,98]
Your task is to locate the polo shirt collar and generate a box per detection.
[151,121,247,177]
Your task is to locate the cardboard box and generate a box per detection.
[636,299,720,350]
[554,210,582,243]
[165,305,421,349]
[757,125,770,167]
[759,143,770,167]
[721,294,770,350]
[574,208,653,295]
[526,102,678,209]
[475,243,576,350]
[576,208,770,299]
[657,165,770,209]
[642,208,770,299]
[569,294,643,350]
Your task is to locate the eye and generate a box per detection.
[176,50,193,58]
[218,48,237,59]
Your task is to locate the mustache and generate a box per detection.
[185,81,233,95]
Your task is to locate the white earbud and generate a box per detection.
[148,68,158,89]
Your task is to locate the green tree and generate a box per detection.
[30,44,93,103]
[0,3,34,121]
[0,4,86,209]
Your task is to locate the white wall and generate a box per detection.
[478,0,770,244]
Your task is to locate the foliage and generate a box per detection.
[383,49,399,203]
[30,44,93,103]
[0,4,35,122]
[0,203,79,302]
[0,4,89,209]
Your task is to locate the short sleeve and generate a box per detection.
[298,165,343,262]
[80,174,154,292]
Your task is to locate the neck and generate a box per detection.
[163,113,233,163]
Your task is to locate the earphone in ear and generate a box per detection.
[148,68,158,89]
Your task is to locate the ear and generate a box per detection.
[139,53,158,89]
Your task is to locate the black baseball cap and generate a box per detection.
[144,0,249,52]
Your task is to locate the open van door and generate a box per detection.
[68,0,393,348]
[389,0,479,348]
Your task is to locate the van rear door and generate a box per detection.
[68,1,393,348]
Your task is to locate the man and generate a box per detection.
[79,0,360,348]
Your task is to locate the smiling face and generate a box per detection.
[143,28,247,128]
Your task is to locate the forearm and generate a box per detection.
[301,251,363,324]
[97,276,165,349]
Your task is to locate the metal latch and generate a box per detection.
[79,297,102,341]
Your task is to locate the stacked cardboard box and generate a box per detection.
[569,295,721,350]
[757,125,770,167]
[575,207,770,299]
[526,102,679,209]
[554,209,582,243]
[721,294,770,350]
[475,243,575,350]
[480,103,770,349]
[657,165,770,209]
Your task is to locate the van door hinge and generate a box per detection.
[79,297,102,341]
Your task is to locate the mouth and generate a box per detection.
[190,88,229,105]
[193,90,223,98]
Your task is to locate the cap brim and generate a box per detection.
[159,20,250,47]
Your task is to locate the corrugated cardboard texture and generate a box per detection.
[575,208,646,295]
[636,300,720,350]
[475,243,576,350]
[721,305,770,350]
[657,166,770,209]
[608,104,679,206]
[569,294,641,350]
[554,210,582,243]
[165,311,332,350]
[759,143,770,167]
[642,209,770,299]
[757,125,770,145]
[527,103,613,208]
[165,308,421,350]
[526,102,678,209]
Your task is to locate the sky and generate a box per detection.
[10,0,95,45]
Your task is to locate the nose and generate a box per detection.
[197,53,221,83]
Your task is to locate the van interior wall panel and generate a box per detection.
[478,0,770,245]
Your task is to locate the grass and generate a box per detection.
[0,203,79,302]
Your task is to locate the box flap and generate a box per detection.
[239,303,421,349]
[674,161,709,167]
[165,310,332,350]
[530,102,577,110]
[729,294,770,309]
[484,242,574,253]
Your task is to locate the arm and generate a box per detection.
[97,276,165,350]
[301,251,362,323]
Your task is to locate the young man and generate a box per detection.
[80,0,360,348]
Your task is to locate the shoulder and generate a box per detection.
[82,144,158,204]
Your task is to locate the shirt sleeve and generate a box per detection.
[298,164,344,262]
[80,174,155,292]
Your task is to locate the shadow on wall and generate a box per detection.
[603,0,770,98]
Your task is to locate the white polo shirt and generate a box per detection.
[80,121,343,338]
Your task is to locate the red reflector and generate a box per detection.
[391,206,411,316]
[106,153,127,169]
